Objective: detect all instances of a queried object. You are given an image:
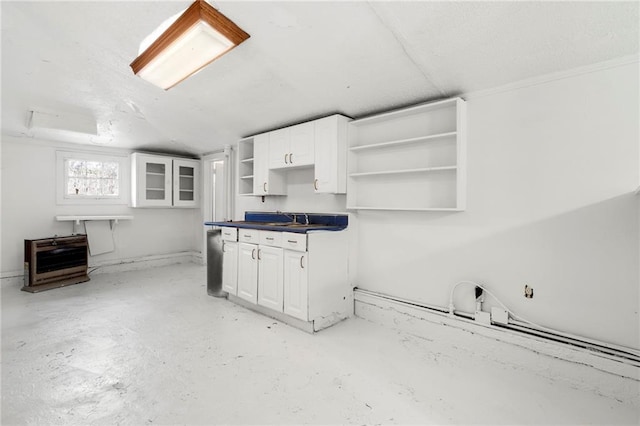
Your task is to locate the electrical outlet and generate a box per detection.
[524,284,534,299]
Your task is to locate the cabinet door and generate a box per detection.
[268,128,289,169]
[237,242,258,303]
[253,133,286,195]
[253,133,269,195]
[314,115,347,194]
[173,159,200,208]
[257,245,284,312]
[221,241,238,295]
[283,249,308,321]
[289,121,315,167]
[132,154,173,207]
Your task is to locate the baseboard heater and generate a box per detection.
[22,235,90,293]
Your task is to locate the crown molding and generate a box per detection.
[464,54,639,100]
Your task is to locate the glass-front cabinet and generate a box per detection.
[173,159,199,207]
[131,153,200,208]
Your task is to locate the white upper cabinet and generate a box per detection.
[289,122,315,167]
[314,114,350,194]
[132,153,200,208]
[238,115,350,196]
[268,122,315,169]
[173,158,200,207]
[132,153,172,207]
[253,133,287,196]
[268,127,289,169]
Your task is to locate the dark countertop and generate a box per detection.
[204,211,348,234]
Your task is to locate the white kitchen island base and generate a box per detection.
[228,293,350,333]
[217,221,352,333]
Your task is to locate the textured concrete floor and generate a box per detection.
[2,263,638,425]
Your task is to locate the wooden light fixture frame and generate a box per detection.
[130,0,250,88]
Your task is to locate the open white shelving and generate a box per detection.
[237,137,255,195]
[347,97,466,211]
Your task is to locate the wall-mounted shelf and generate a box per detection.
[347,97,466,211]
[349,132,457,152]
[56,215,134,233]
[349,166,457,178]
[56,215,134,224]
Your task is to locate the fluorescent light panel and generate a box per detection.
[130,0,249,90]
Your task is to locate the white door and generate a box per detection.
[237,242,258,303]
[257,245,284,312]
[221,241,238,295]
[283,250,308,321]
[289,121,315,167]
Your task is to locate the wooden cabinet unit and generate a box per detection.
[22,235,89,293]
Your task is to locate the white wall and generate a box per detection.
[234,63,639,350]
[355,63,639,349]
[1,137,200,276]
[234,168,348,219]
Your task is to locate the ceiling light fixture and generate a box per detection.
[130,0,250,90]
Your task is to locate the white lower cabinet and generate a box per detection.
[221,227,349,331]
[237,242,258,303]
[257,245,284,311]
[283,249,309,321]
[221,241,238,294]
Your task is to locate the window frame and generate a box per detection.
[56,150,130,205]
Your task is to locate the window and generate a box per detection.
[65,158,119,197]
[56,151,129,205]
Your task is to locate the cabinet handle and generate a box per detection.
[257,249,262,260]
[263,182,267,193]
[287,240,297,244]
[289,153,293,164]
[266,237,274,241]
[222,242,226,253]
[251,248,256,260]
[314,179,319,191]
[243,234,252,239]
[284,153,288,164]
[300,255,305,269]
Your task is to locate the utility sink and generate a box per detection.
[205,213,347,234]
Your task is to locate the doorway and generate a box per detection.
[202,148,232,264]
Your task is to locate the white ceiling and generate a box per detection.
[2,1,638,155]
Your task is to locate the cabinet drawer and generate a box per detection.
[221,227,238,242]
[239,229,260,243]
[260,231,282,247]
[282,232,307,252]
